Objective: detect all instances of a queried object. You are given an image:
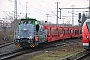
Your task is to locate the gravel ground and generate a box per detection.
[0,38,83,60]
[0,44,21,54]
[11,43,83,60]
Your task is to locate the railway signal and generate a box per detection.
[78,13,82,23]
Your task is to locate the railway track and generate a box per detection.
[0,38,82,60]
[77,53,90,60]
[62,49,90,60]
[0,48,32,60]
[76,50,90,60]
[0,42,14,48]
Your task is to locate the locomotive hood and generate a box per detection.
[18,24,35,38]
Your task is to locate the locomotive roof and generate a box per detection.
[20,18,38,21]
[19,18,41,25]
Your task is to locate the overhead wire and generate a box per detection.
[29,0,49,12]
[61,0,73,7]
[8,0,79,20]
[8,0,47,15]
[38,0,74,17]
[60,0,73,16]
[60,0,88,16]
[38,0,77,18]
[39,0,58,16]
[38,0,56,8]
[8,0,61,18]
[29,0,57,16]
[59,0,81,20]
[1,0,14,11]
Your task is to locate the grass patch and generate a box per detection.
[30,44,84,60]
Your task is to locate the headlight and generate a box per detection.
[86,36,89,39]
[29,36,33,39]
[23,28,27,30]
[15,40,19,43]
[17,36,20,39]
[82,30,83,32]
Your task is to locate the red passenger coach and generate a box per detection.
[82,19,90,50]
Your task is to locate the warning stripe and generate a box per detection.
[30,43,35,47]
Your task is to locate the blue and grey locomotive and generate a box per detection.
[14,18,47,48]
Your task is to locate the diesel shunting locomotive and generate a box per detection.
[14,18,47,48]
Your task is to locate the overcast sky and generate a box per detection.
[0,0,89,25]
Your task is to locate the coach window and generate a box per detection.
[64,30,68,34]
[23,21,28,24]
[20,21,23,24]
[70,29,73,33]
[80,30,82,34]
[52,29,57,34]
[29,21,31,24]
[86,22,90,32]
[59,29,62,34]
[75,30,79,34]
[47,30,50,35]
